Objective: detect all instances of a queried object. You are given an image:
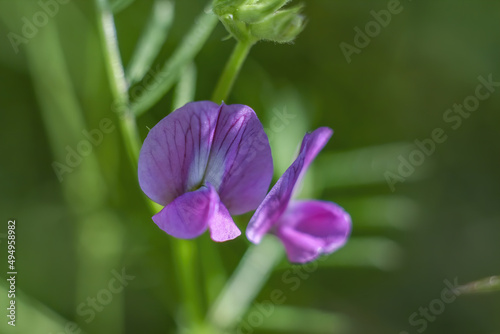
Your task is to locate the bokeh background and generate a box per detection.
[1,0,499,333]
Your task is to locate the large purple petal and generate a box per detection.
[204,104,273,215]
[276,200,351,263]
[152,184,218,239]
[246,127,333,243]
[138,101,220,205]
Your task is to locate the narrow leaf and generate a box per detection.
[131,9,218,116]
[256,306,351,334]
[172,62,197,110]
[126,0,175,86]
[110,0,135,13]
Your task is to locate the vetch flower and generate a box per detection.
[246,127,351,263]
[138,101,273,242]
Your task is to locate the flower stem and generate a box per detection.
[211,40,254,103]
[24,11,125,333]
[95,0,140,166]
[94,1,206,331]
[207,236,284,330]
[173,239,205,326]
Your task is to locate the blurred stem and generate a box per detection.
[211,40,254,103]
[458,275,500,294]
[23,12,123,334]
[95,0,141,166]
[207,236,284,331]
[199,236,227,307]
[95,1,206,330]
[174,240,205,326]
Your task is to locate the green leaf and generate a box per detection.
[339,196,418,231]
[256,306,351,334]
[0,283,82,333]
[110,0,135,13]
[172,62,197,110]
[315,237,402,271]
[313,142,428,191]
[131,10,218,116]
[126,0,175,86]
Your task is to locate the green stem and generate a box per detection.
[95,0,140,166]
[207,236,284,331]
[458,275,500,294]
[94,1,206,331]
[23,10,124,333]
[211,40,254,103]
[174,239,205,326]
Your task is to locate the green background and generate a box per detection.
[0,0,499,333]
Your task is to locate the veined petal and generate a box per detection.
[246,127,333,244]
[276,200,351,263]
[152,184,218,239]
[138,101,220,205]
[204,104,273,215]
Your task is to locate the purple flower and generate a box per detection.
[138,101,273,242]
[246,127,351,263]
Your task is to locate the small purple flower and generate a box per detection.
[246,127,351,263]
[138,101,273,242]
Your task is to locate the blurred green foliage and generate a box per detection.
[1,0,499,333]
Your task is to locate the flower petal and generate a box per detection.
[209,200,241,242]
[300,127,333,174]
[246,127,333,243]
[276,200,351,263]
[204,104,273,215]
[138,101,220,205]
[152,184,218,239]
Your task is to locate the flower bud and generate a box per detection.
[212,0,305,43]
[218,13,252,42]
[213,0,247,16]
[235,0,290,24]
[250,6,305,43]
